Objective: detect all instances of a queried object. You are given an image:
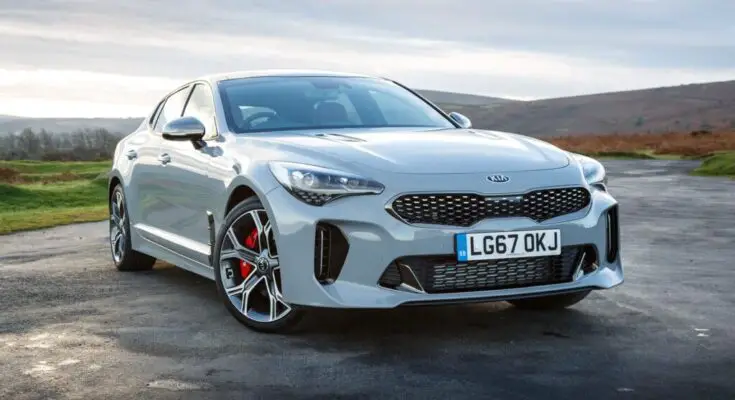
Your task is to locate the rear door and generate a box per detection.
[125,98,166,237]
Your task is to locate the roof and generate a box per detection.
[197,69,376,84]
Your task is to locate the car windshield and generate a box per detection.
[218,76,457,133]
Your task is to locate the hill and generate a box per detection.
[417,90,518,107]
[442,80,735,137]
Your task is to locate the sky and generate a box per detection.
[1,0,734,118]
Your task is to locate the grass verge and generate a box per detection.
[0,205,108,235]
[691,152,735,178]
[0,178,108,234]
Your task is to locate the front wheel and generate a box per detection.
[507,290,591,310]
[213,198,304,333]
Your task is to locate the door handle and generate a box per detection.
[125,149,138,160]
[157,153,171,165]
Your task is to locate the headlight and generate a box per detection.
[268,161,385,206]
[571,153,608,190]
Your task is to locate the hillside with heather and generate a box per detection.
[442,80,735,137]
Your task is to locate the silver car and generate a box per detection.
[108,70,623,333]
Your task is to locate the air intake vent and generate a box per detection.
[313,223,349,284]
[379,245,595,294]
[605,205,620,263]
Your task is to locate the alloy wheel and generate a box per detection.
[218,209,292,323]
[109,190,126,263]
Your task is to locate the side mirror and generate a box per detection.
[448,112,472,129]
[162,116,205,142]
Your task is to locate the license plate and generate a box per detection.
[455,229,561,262]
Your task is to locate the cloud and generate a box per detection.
[0,0,734,117]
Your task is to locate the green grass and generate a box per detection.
[691,152,735,178]
[0,163,110,234]
[0,179,108,212]
[0,205,108,235]
[0,160,111,175]
[0,160,111,183]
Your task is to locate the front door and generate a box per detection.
[154,82,221,266]
[137,84,194,248]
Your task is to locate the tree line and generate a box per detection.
[0,128,124,161]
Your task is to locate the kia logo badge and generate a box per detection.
[487,174,510,183]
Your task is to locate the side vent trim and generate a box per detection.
[606,205,620,263]
[313,223,349,284]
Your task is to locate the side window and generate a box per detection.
[183,84,217,138]
[153,86,191,132]
[148,99,165,127]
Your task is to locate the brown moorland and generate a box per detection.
[546,130,735,158]
[442,80,735,137]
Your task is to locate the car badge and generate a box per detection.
[487,174,510,183]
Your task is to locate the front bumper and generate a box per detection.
[263,183,623,309]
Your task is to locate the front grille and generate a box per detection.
[389,187,591,227]
[379,245,596,294]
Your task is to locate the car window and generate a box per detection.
[183,83,217,139]
[218,76,455,133]
[148,99,165,127]
[153,86,191,132]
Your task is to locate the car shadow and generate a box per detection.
[144,263,610,350]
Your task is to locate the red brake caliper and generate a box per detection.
[240,228,259,278]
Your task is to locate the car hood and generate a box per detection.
[260,128,571,174]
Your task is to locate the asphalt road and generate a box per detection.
[1,160,734,400]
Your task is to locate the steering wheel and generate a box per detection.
[242,111,279,129]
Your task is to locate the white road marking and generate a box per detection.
[146,379,213,391]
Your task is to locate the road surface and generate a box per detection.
[1,160,734,399]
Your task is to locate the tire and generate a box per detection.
[213,197,304,333]
[109,184,156,271]
[507,290,591,310]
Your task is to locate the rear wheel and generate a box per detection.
[508,290,591,310]
[213,198,304,333]
[109,184,156,271]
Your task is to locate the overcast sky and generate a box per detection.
[1,0,734,117]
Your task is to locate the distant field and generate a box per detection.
[0,160,110,234]
[0,160,110,183]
